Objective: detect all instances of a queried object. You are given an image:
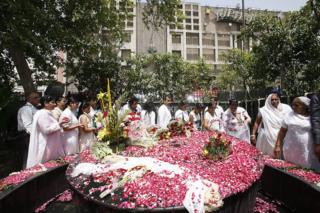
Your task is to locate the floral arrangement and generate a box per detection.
[203,132,232,161]
[156,120,194,140]
[95,84,128,153]
[66,131,263,212]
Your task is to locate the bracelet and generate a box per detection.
[250,135,255,137]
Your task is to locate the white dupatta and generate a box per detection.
[257,94,291,155]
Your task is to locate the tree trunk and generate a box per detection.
[9,47,36,98]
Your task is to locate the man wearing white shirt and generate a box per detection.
[17,92,40,168]
[157,96,172,128]
[175,101,189,123]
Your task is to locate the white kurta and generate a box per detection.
[282,111,320,171]
[79,113,96,152]
[223,107,251,143]
[256,94,292,157]
[141,110,156,128]
[175,109,189,123]
[51,107,63,121]
[204,111,224,132]
[60,107,80,155]
[26,109,65,168]
[157,104,172,128]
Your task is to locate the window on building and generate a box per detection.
[172,34,181,44]
[186,33,199,45]
[187,48,200,60]
[193,19,199,24]
[121,49,131,60]
[217,34,230,47]
[193,25,199,30]
[202,33,215,46]
[126,21,133,27]
[186,18,192,23]
[203,49,215,62]
[185,4,191,10]
[123,32,131,43]
[192,5,198,10]
[185,11,191,16]
[172,50,182,57]
[170,24,176,30]
[186,25,192,30]
[193,11,199,16]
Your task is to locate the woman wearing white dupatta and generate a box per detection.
[251,93,291,157]
[26,96,68,168]
[274,97,320,171]
[223,99,251,143]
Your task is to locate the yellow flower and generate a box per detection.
[97,91,105,101]
[203,149,209,156]
[97,128,108,141]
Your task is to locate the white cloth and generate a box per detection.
[119,103,142,117]
[204,105,224,115]
[79,113,96,152]
[282,111,320,171]
[256,94,292,157]
[89,106,97,118]
[204,111,224,132]
[26,109,65,168]
[189,110,201,130]
[51,107,63,121]
[60,107,80,155]
[297,96,310,106]
[141,110,156,128]
[175,109,189,123]
[223,107,251,143]
[17,102,38,134]
[157,104,172,128]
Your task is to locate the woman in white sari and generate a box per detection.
[27,96,69,168]
[251,93,291,157]
[60,96,83,155]
[274,97,320,171]
[223,99,251,143]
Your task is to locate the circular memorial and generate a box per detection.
[66,131,263,212]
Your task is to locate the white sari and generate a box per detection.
[223,107,251,143]
[282,111,320,171]
[27,109,65,168]
[256,94,292,157]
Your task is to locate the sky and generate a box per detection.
[187,0,308,12]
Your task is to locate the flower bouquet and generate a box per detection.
[156,120,194,140]
[203,132,232,161]
[95,87,128,154]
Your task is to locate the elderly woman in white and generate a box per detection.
[274,97,320,171]
[223,99,251,143]
[251,92,292,157]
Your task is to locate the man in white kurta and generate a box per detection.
[157,97,172,129]
[27,108,65,168]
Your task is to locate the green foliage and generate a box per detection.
[1,0,182,96]
[142,0,183,30]
[117,54,213,101]
[217,49,255,91]
[241,1,320,95]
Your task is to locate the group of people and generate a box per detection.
[17,93,98,168]
[17,90,320,172]
[251,92,320,171]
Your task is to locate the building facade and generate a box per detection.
[120,2,280,74]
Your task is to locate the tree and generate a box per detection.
[1,0,182,97]
[217,49,255,92]
[241,1,320,95]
